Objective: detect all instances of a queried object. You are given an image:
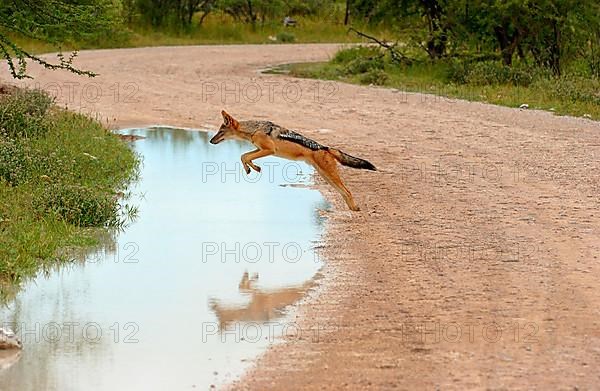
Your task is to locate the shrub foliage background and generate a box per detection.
[1,1,598,81]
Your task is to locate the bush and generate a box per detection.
[34,183,118,227]
[589,55,600,78]
[466,61,511,85]
[359,69,389,85]
[532,75,600,105]
[344,55,384,75]
[0,86,140,284]
[330,47,383,77]
[332,46,381,65]
[508,64,538,87]
[446,59,470,84]
[447,60,542,87]
[0,89,54,139]
[276,32,295,43]
[0,138,27,185]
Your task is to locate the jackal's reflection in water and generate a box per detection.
[0,350,21,372]
[210,271,317,328]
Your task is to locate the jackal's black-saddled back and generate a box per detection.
[277,130,327,151]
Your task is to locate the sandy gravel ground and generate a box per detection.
[4,44,600,390]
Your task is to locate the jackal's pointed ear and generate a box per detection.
[221,110,239,129]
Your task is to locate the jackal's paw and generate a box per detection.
[252,165,261,173]
[349,205,361,212]
[243,165,251,175]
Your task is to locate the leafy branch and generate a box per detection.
[0,0,118,79]
[0,33,95,79]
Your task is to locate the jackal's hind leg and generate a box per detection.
[313,151,359,211]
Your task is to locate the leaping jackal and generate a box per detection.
[210,110,376,211]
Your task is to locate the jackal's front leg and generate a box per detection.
[241,148,274,174]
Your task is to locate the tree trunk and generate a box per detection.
[550,20,561,76]
[186,2,195,26]
[344,0,350,25]
[494,26,516,66]
[246,0,256,26]
[198,10,210,26]
[421,0,446,59]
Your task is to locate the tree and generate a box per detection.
[0,0,121,79]
[347,0,600,74]
[478,0,600,75]
[347,0,450,59]
[217,0,297,25]
[180,0,216,26]
[136,0,176,27]
[219,0,259,24]
[344,0,350,25]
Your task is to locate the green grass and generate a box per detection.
[280,47,600,120]
[11,15,392,55]
[129,17,376,45]
[0,88,140,300]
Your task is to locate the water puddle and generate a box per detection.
[0,127,327,390]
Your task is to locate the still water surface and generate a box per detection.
[0,127,326,390]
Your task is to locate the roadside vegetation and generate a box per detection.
[1,0,388,78]
[285,46,600,119]
[8,16,376,51]
[283,0,600,120]
[2,1,597,119]
[0,87,140,298]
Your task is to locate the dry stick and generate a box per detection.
[347,27,414,65]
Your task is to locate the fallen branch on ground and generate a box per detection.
[348,27,414,65]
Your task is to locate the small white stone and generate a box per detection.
[0,328,22,350]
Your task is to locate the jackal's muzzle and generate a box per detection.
[210,131,225,144]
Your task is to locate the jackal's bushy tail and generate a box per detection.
[328,148,376,171]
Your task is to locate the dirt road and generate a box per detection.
[4,44,600,389]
